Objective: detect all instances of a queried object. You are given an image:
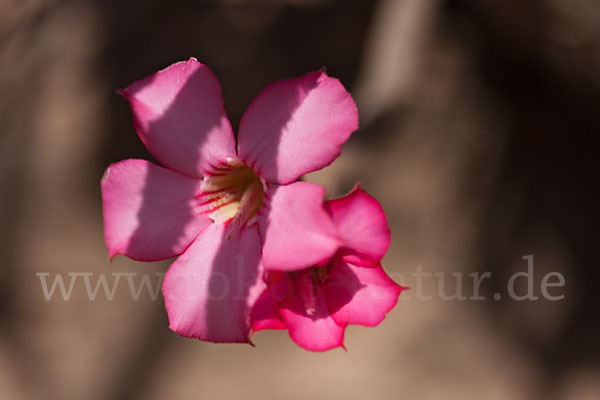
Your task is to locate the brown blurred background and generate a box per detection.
[1,0,599,399]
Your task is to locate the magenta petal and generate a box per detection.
[258,182,341,271]
[251,272,291,332]
[162,223,264,343]
[327,261,403,327]
[279,272,345,352]
[119,58,236,178]
[325,185,391,266]
[101,159,210,261]
[250,291,287,332]
[237,69,358,185]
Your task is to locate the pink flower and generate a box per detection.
[101,58,358,343]
[250,186,405,351]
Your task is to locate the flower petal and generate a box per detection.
[250,271,291,332]
[119,58,236,178]
[279,271,345,352]
[325,185,391,266]
[250,292,287,332]
[327,261,403,327]
[101,159,210,261]
[237,69,358,185]
[258,182,341,271]
[162,223,264,343]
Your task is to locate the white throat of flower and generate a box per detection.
[197,159,265,239]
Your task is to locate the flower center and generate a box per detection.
[288,266,328,316]
[196,159,265,236]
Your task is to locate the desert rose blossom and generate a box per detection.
[250,186,404,351]
[101,58,358,343]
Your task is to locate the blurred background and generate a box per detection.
[1,0,599,399]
